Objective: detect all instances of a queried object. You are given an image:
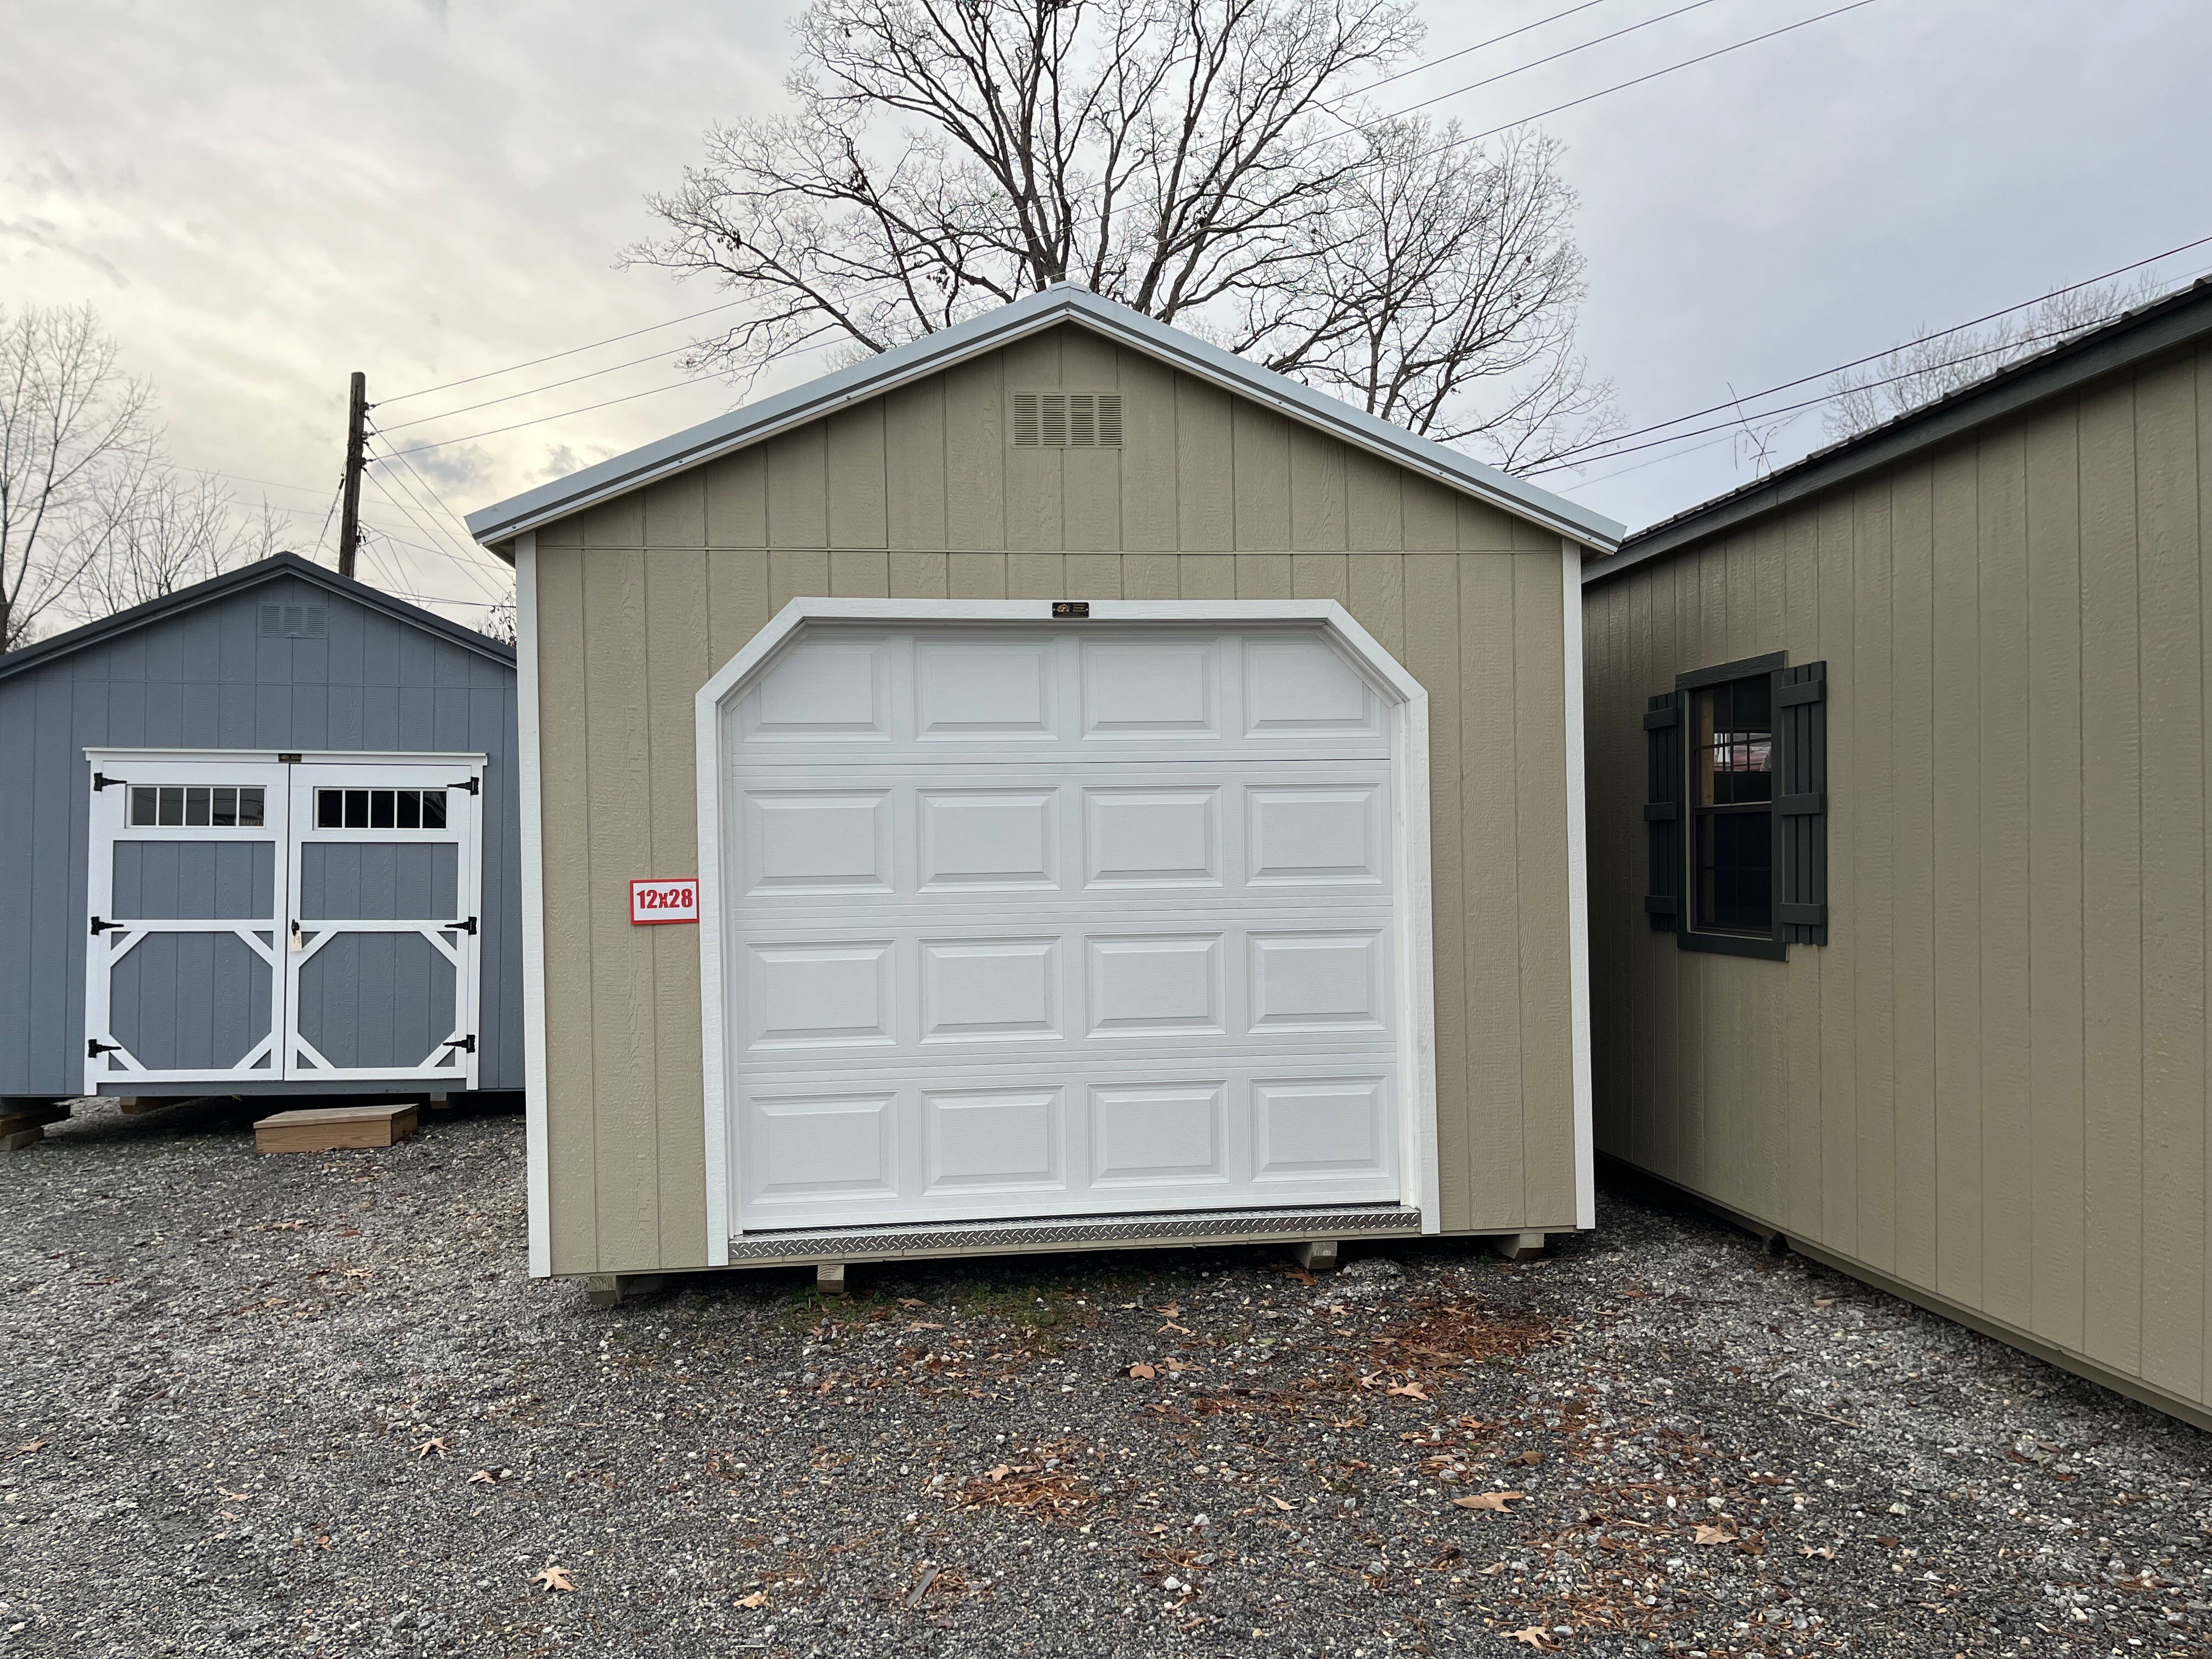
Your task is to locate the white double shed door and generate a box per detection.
[716,616,1428,1233]
[82,751,485,1092]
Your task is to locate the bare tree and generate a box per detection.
[67,470,285,622]
[632,0,1615,467]
[1824,274,2169,442]
[0,306,157,650]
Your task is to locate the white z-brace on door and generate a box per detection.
[83,751,484,1092]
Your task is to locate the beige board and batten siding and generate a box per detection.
[528,321,1583,1274]
[1584,336,2212,1425]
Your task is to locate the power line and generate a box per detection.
[362,464,511,602]
[1329,0,1626,104]
[380,374,712,459]
[374,298,751,406]
[1533,234,2212,469]
[375,343,692,434]
[1525,317,2121,476]
[1341,0,1728,133]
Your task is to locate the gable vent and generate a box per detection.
[259,602,328,640]
[1011,391,1123,449]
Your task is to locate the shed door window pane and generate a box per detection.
[315,787,447,831]
[127,783,263,828]
[1690,676,1773,935]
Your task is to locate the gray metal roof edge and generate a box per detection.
[463,285,1625,551]
[0,552,515,684]
[1585,276,2212,590]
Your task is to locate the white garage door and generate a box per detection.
[721,622,1403,1231]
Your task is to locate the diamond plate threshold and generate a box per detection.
[725,1203,1423,1264]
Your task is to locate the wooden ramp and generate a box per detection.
[255,1102,419,1154]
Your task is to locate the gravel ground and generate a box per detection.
[3,1097,2209,1659]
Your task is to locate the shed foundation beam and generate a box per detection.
[0,1128,42,1152]
[1293,1240,1340,1273]
[584,1273,669,1310]
[815,1262,849,1296]
[1489,1232,1547,1262]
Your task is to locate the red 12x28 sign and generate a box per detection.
[630,878,699,924]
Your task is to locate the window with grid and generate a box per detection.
[314,787,448,830]
[1688,676,1774,936]
[128,785,265,828]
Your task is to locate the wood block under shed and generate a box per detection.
[254,1103,420,1154]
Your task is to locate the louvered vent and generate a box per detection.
[1011,391,1124,448]
[259,602,328,639]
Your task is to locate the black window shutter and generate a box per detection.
[1776,661,1828,945]
[1643,692,1684,931]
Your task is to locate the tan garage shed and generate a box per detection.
[1582,278,2212,1430]
[467,285,1623,1283]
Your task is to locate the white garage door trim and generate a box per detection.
[693,599,1437,1265]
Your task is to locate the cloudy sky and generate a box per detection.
[6,0,2208,620]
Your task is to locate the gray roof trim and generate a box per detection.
[1587,276,2212,589]
[464,285,1624,551]
[0,552,515,684]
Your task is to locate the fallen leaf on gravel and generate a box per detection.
[13,1440,46,1455]
[1513,1450,1544,1466]
[1279,1263,1315,1287]
[737,1591,768,1609]
[415,1438,448,1459]
[217,1486,250,1501]
[1693,1524,1736,1545]
[898,1297,928,1308]
[1504,1626,1555,1649]
[1452,1491,1525,1511]
[1386,1383,1430,1400]
[343,1268,370,1279]
[1799,1543,1836,1559]
[906,1322,943,1331]
[531,1565,574,1594]
[1886,1502,1910,1515]
[467,1469,501,1486]
[985,1464,1015,1482]
[1269,1496,1294,1511]
[1128,1363,1157,1379]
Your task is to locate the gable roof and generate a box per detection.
[0,552,515,685]
[464,284,1625,552]
[1587,275,2212,589]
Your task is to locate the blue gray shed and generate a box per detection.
[0,554,522,1109]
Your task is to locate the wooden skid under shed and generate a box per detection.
[255,1102,419,1154]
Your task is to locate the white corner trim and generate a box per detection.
[692,597,1442,1248]
[1560,539,1596,1231]
[696,634,732,1267]
[514,533,554,1278]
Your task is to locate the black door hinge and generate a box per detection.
[441,1034,477,1055]
[88,1039,123,1059]
[92,772,124,791]
[452,777,480,795]
[448,916,478,935]
[89,916,122,935]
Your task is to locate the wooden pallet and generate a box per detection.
[254,1102,420,1154]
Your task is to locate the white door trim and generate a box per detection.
[693,597,1438,1261]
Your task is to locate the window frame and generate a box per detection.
[1674,652,1788,961]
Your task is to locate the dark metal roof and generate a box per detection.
[0,552,515,684]
[1585,275,2212,588]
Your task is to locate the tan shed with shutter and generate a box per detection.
[1582,279,2212,1431]
[469,286,1622,1284]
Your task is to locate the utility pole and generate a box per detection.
[337,370,367,580]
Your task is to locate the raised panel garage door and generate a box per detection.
[723,623,1403,1231]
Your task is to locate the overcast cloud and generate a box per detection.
[4,0,2208,619]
